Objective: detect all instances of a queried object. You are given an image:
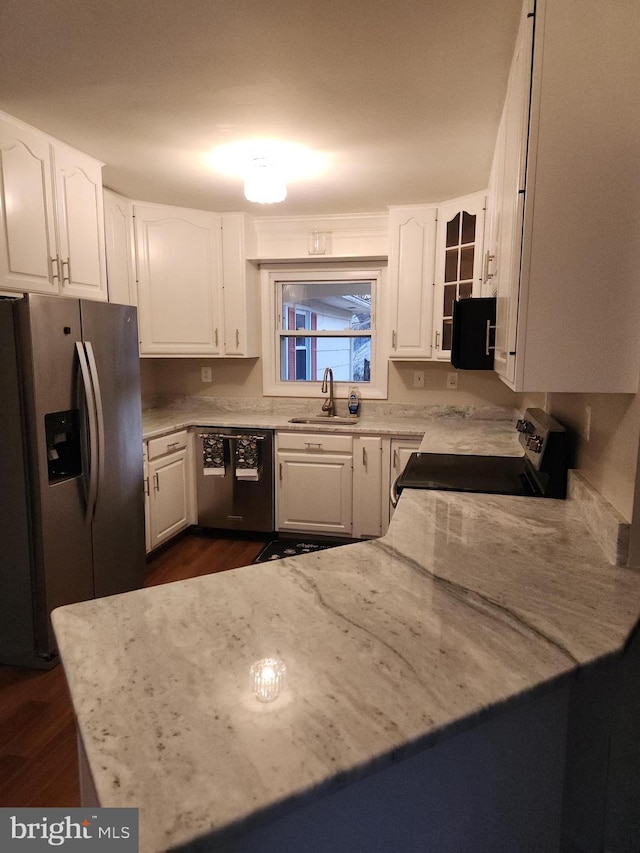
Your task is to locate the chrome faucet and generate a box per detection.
[320,367,335,417]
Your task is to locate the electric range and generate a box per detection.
[395,409,568,500]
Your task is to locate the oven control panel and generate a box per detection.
[517,408,567,472]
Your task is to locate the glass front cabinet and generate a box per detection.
[432,194,486,361]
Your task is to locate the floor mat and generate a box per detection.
[253,537,357,563]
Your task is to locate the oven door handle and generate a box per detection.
[390,473,401,508]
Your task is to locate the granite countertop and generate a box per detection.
[142,405,524,456]
[52,468,640,851]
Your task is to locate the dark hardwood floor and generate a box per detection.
[0,531,267,808]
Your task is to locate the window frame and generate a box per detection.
[260,264,388,399]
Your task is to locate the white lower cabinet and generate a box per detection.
[353,436,383,539]
[384,437,422,532]
[276,432,353,536]
[276,431,423,539]
[144,430,196,553]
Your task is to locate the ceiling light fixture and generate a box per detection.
[244,156,287,204]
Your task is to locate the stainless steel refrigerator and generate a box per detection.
[0,293,146,669]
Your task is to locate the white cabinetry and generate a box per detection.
[144,430,196,552]
[276,432,353,536]
[432,194,486,361]
[0,110,107,300]
[221,213,260,357]
[135,203,222,356]
[388,206,437,359]
[489,0,640,392]
[353,435,383,539]
[384,437,422,531]
[104,189,136,306]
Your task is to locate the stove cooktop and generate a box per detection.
[396,409,568,500]
[397,453,538,497]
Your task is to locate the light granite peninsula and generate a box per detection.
[53,452,640,852]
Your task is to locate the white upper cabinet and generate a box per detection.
[432,194,486,361]
[388,206,437,359]
[220,213,260,357]
[103,189,136,306]
[0,111,107,300]
[134,203,223,356]
[490,0,640,392]
[51,144,107,300]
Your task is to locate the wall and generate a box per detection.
[549,393,640,526]
[141,357,526,411]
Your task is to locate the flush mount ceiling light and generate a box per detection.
[243,156,287,204]
[205,140,326,205]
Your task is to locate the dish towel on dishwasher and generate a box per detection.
[235,436,260,481]
[202,434,225,476]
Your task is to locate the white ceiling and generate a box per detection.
[0,0,522,216]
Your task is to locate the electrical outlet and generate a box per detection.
[412,370,425,389]
[446,372,458,390]
[583,404,592,441]
[201,366,212,383]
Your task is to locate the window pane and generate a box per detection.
[459,281,473,299]
[444,249,458,282]
[279,336,371,383]
[281,281,371,332]
[461,211,476,245]
[443,284,457,317]
[446,213,460,248]
[460,246,474,280]
[442,319,453,351]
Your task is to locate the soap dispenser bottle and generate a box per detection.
[348,386,360,418]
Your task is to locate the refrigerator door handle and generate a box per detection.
[76,341,99,522]
[84,341,106,516]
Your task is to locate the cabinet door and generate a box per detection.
[104,189,136,306]
[52,144,107,301]
[143,447,152,553]
[385,438,422,530]
[0,116,58,294]
[277,451,352,535]
[492,5,533,384]
[148,448,189,549]
[221,213,260,357]
[388,207,437,359]
[353,436,382,539]
[135,204,222,355]
[432,195,486,361]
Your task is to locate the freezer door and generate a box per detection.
[15,294,94,658]
[80,300,146,597]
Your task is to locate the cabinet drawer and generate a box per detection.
[277,432,353,454]
[147,430,188,460]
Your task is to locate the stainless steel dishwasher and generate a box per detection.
[195,427,274,533]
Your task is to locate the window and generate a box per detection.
[261,266,387,399]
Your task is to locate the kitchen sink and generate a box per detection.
[288,416,357,425]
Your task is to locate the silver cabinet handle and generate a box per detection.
[50,256,60,284]
[485,321,497,356]
[392,330,397,349]
[61,258,71,284]
[235,328,240,347]
[390,473,401,508]
[153,472,160,492]
[215,328,219,348]
[362,446,367,467]
[279,462,283,482]
[304,442,322,449]
[435,330,440,350]
[144,476,150,496]
[166,441,180,450]
[393,448,398,469]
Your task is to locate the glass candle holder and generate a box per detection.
[250,658,287,702]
